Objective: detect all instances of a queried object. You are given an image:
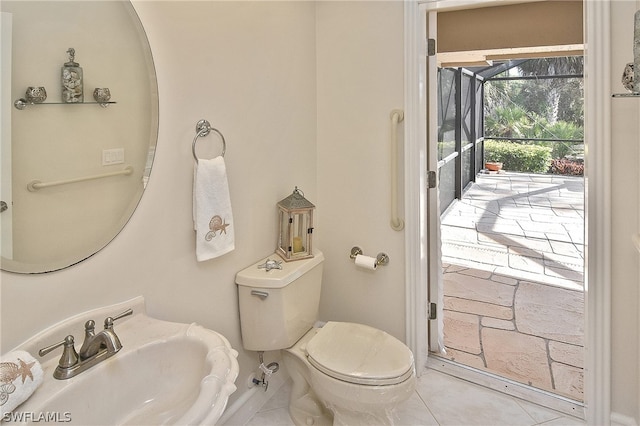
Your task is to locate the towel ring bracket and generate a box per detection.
[193,119,226,162]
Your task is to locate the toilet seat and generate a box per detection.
[305,322,414,386]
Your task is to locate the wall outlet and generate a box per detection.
[102,148,124,165]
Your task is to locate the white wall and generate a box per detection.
[610,2,640,422]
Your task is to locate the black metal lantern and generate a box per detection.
[277,187,314,261]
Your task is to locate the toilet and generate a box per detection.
[235,250,416,426]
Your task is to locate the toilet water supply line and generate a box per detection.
[252,351,279,392]
[390,109,405,231]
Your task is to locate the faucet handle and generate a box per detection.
[38,335,79,368]
[104,308,133,329]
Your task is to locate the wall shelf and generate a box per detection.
[14,99,116,110]
[612,92,640,98]
[23,101,116,105]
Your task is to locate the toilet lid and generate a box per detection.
[305,322,414,386]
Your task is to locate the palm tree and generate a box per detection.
[485,106,532,138]
[516,57,584,124]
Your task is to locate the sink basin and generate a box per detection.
[7,297,239,425]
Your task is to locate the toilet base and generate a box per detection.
[283,327,416,426]
[288,376,333,426]
[283,330,333,426]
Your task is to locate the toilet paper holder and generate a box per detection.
[349,246,389,266]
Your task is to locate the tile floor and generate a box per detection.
[439,172,585,401]
[244,369,585,426]
[440,263,584,401]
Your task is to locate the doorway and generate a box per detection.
[436,57,585,405]
[402,0,611,420]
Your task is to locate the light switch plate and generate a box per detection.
[102,148,124,165]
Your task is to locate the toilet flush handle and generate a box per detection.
[251,290,269,300]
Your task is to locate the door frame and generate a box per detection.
[403,1,611,424]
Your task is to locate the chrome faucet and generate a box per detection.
[39,308,133,380]
[78,317,122,360]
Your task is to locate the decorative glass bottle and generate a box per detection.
[61,48,83,103]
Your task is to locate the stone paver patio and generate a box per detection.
[438,172,585,401]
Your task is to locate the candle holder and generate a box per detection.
[93,88,111,107]
[25,87,47,103]
[622,63,635,93]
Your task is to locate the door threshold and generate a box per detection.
[426,356,585,420]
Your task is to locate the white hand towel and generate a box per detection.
[193,157,235,261]
[0,350,44,415]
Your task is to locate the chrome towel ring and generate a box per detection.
[192,119,226,162]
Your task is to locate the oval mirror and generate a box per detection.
[1,1,158,273]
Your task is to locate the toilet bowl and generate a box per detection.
[235,250,416,426]
[284,322,416,426]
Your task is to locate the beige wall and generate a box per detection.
[1,0,319,410]
[438,1,583,53]
[610,1,640,421]
[315,1,406,341]
[0,0,406,412]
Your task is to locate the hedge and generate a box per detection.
[484,140,552,173]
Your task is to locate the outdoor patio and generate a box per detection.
[438,171,585,401]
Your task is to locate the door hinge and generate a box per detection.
[427,170,437,189]
[428,302,437,320]
[427,38,436,57]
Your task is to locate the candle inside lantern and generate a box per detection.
[293,237,304,253]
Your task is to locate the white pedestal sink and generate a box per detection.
[5,297,239,425]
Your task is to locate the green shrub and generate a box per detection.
[484,140,552,173]
[541,121,584,159]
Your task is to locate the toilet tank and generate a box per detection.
[236,250,324,351]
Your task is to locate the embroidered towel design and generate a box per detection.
[0,351,44,415]
[193,157,235,261]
